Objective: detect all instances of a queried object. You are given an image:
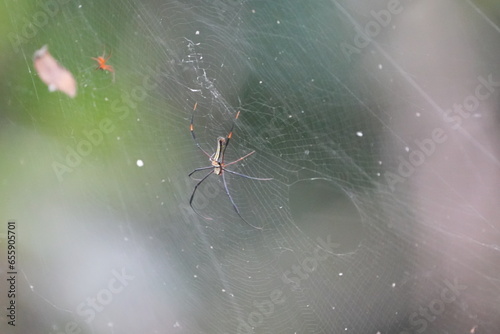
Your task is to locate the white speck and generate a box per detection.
[107,322,113,327]
[137,118,140,122]
[345,328,348,331]
[222,289,226,292]
[288,114,292,118]
[193,275,197,278]
[277,20,280,24]
[376,173,380,176]
[378,64,383,69]
[117,136,121,140]
[416,112,421,117]
[339,272,343,276]
[391,283,396,288]
[210,245,213,249]
[356,131,363,137]
[195,30,200,35]
[332,306,335,310]
[78,4,82,8]
[259,80,263,84]
[104,97,109,101]
[304,150,309,155]
[173,321,180,328]
[251,9,255,13]
[378,160,382,165]
[405,147,409,152]
[137,160,144,167]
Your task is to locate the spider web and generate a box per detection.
[1,0,500,333]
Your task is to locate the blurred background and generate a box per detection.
[1,0,499,333]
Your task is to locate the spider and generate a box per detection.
[92,51,115,81]
[188,102,272,230]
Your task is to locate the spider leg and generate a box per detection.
[224,150,255,167]
[189,170,214,220]
[188,166,214,178]
[224,169,273,181]
[190,102,212,158]
[225,110,240,148]
[221,172,263,230]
